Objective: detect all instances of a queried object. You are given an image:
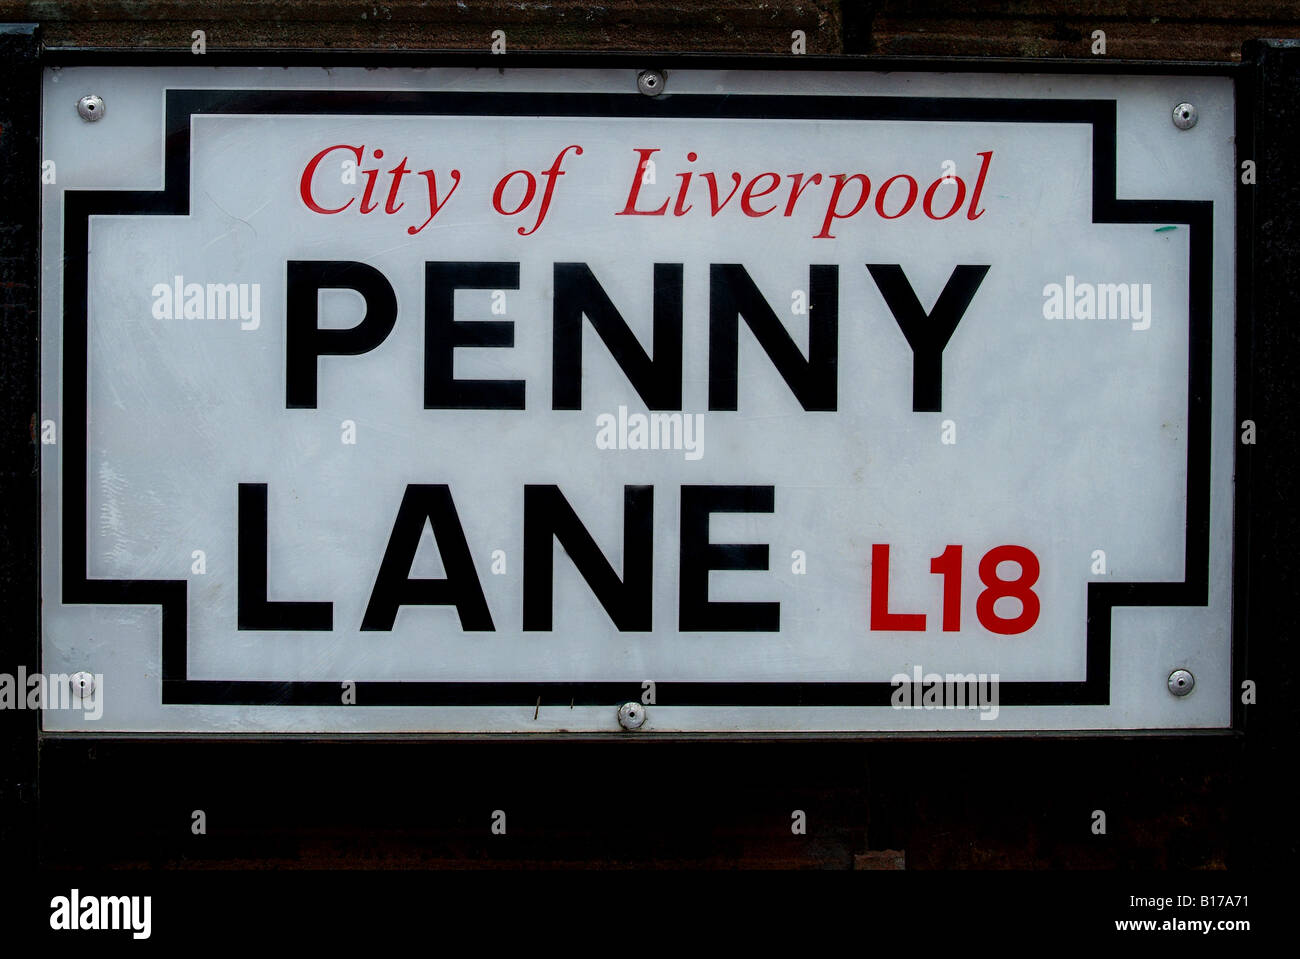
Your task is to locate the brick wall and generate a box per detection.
[4,1,1298,58]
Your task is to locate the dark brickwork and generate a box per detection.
[4,2,1299,58]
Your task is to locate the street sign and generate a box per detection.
[37,63,1239,733]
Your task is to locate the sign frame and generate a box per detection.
[4,33,1265,742]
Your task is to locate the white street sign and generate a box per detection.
[38,65,1238,733]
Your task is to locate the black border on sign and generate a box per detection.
[55,84,1217,712]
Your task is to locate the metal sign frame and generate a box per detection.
[3,30,1272,745]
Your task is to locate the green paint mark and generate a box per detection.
[1154,225,1177,232]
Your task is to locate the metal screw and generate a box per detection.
[617,701,647,729]
[70,671,96,696]
[637,70,665,97]
[77,94,105,122]
[1167,668,1195,697]
[1172,102,1197,130]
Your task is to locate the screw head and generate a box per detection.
[637,70,665,97]
[70,671,96,696]
[1167,668,1195,697]
[617,701,647,729]
[1172,102,1197,130]
[77,94,105,122]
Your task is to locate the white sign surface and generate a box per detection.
[39,65,1238,733]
